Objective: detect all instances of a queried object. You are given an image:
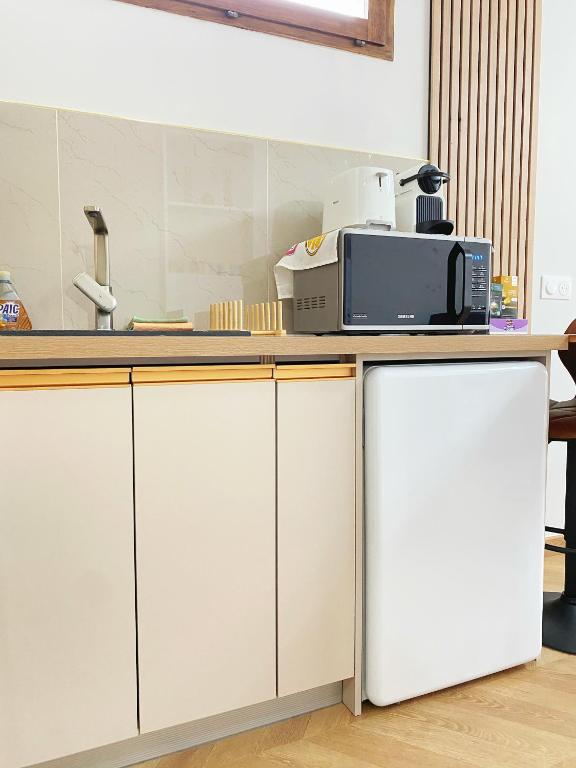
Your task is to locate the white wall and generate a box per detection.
[0,0,429,158]
[532,0,576,527]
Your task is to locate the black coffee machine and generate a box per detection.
[394,163,454,235]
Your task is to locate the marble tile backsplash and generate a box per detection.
[0,103,62,329]
[0,101,418,330]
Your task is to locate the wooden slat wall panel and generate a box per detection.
[518,0,534,316]
[474,0,488,236]
[457,0,470,236]
[501,0,516,276]
[438,0,452,171]
[484,0,499,253]
[429,0,542,320]
[492,0,508,278]
[526,0,543,318]
[510,0,526,302]
[466,0,480,236]
[448,0,461,221]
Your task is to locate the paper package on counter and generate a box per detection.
[274,230,339,300]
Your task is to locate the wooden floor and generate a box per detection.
[137,550,575,768]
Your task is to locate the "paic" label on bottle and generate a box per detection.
[0,302,21,324]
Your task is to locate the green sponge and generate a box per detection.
[129,315,189,324]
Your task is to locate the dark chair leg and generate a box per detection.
[544,440,576,653]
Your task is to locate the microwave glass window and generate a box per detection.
[342,234,485,327]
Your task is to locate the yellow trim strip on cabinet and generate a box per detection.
[132,364,275,385]
[274,364,356,381]
[0,368,131,390]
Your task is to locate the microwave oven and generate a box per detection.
[292,229,491,334]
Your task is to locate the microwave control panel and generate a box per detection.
[466,242,491,325]
[472,263,489,311]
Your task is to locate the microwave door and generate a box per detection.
[342,233,467,329]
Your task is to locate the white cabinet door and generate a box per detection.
[277,378,356,697]
[134,379,276,733]
[0,379,137,768]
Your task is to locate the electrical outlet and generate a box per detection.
[559,278,573,299]
[540,275,573,300]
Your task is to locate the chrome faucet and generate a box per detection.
[73,206,117,331]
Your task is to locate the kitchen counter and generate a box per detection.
[0,332,570,366]
[0,329,570,768]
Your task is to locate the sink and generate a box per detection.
[1,330,251,337]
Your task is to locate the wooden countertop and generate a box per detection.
[0,333,570,367]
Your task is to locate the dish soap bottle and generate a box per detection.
[0,271,32,331]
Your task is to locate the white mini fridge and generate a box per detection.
[364,361,548,707]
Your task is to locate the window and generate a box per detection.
[116,0,394,59]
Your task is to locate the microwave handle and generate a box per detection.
[461,247,473,321]
[448,243,473,323]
